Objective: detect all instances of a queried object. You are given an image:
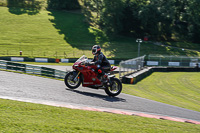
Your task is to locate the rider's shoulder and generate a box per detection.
[99,52,104,56]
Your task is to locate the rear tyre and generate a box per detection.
[64,72,81,89]
[105,78,122,97]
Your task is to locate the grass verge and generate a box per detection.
[123,72,200,112]
[0,98,200,133]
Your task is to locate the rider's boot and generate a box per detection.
[102,74,110,86]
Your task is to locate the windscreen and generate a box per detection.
[75,55,88,63]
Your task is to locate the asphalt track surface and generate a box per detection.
[1,70,200,123]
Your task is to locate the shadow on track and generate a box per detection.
[66,88,126,103]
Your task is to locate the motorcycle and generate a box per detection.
[64,55,122,97]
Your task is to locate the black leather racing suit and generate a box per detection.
[91,52,111,77]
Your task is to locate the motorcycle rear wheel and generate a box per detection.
[105,78,122,97]
[64,72,81,89]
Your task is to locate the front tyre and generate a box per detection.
[64,72,81,89]
[105,78,122,97]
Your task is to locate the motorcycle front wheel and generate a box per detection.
[105,78,122,97]
[64,71,81,89]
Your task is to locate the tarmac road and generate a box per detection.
[0,70,200,122]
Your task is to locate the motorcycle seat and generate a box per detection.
[102,66,117,72]
[111,66,117,71]
[102,66,111,72]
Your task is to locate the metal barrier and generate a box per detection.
[119,55,146,78]
[0,60,67,79]
[26,65,42,75]
[147,55,200,67]
[0,60,6,69]
[7,62,26,72]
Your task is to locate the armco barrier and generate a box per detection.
[26,65,41,75]
[7,62,26,72]
[0,60,67,79]
[0,60,6,69]
[0,56,121,65]
[41,67,55,77]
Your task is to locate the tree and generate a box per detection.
[186,0,200,43]
[79,0,200,42]
[99,0,124,37]
[120,0,143,37]
[137,0,175,40]
[47,0,81,10]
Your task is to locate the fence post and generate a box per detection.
[64,52,67,58]
[54,51,57,59]
[180,57,182,66]
[119,62,121,78]
[159,56,161,66]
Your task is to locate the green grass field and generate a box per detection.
[0,6,199,59]
[123,72,200,112]
[0,98,200,133]
[0,6,95,58]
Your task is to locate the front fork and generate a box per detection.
[73,71,80,82]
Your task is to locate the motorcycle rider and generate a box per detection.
[90,45,111,82]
